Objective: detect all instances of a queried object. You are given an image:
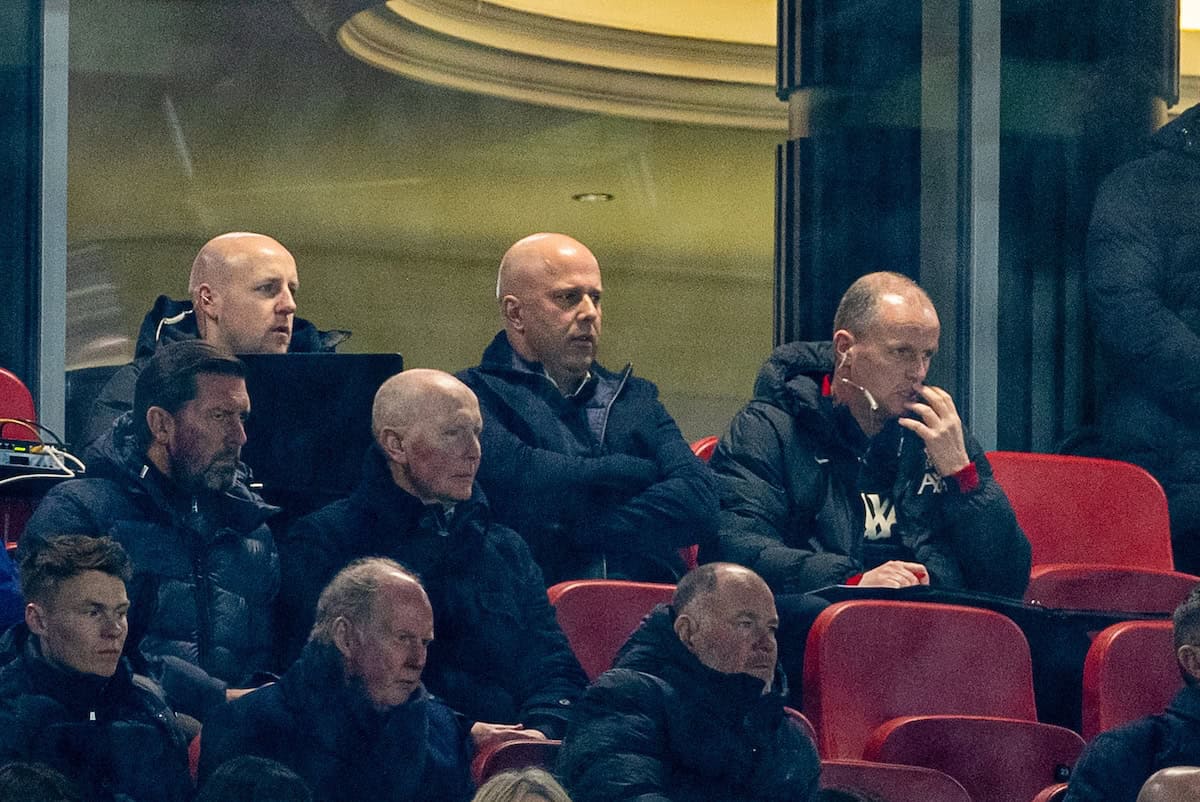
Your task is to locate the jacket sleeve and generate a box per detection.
[1087,167,1200,418]
[504,533,588,738]
[577,399,719,554]
[933,445,1032,598]
[557,670,675,802]
[708,403,862,594]
[1063,724,1159,802]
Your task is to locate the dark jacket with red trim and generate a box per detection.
[1083,104,1200,571]
[557,605,820,802]
[84,295,349,446]
[278,447,587,739]
[707,341,1030,597]
[458,331,717,585]
[1065,685,1200,802]
[0,626,192,802]
[198,640,474,802]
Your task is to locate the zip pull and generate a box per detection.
[89,710,97,721]
[191,498,199,515]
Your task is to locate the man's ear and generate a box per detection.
[1179,643,1200,683]
[25,602,48,637]
[674,613,697,652]
[145,406,175,446]
[379,428,405,464]
[195,283,217,316]
[501,295,523,331]
[332,616,355,661]
[832,329,855,369]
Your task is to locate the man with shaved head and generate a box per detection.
[279,369,587,752]
[85,231,348,444]
[710,271,1029,598]
[459,232,717,584]
[710,270,1028,599]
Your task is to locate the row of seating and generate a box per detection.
[545,583,1185,802]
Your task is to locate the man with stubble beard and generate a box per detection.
[23,340,280,722]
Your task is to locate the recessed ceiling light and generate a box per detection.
[572,192,614,202]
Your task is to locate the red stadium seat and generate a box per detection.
[803,600,1037,759]
[1025,564,1199,614]
[472,738,561,785]
[987,451,1173,571]
[0,367,37,442]
[820,760,971,802]
[862,715,1084,802]
[547,579,675,681]
[1081,619,1180,740]
[188,733,201,783]
[690,436,718,463]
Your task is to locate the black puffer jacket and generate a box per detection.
[198,640,474,802]
[85,295,349,445]
[1085,104,1200,572]
[1065,685,1200,802]
[557,605,820,802]
[458,331,717,585]
[0,627,192,802]
[279,446,587,738]
[708,341,1030,597]
[22,415,281,719]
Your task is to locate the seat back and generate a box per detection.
[1032,783,1069,802]
[820,760,971,802]
[863,715,1084,802]
[987,451,1173,569]
[1025,564,1199,613]
[0,368,37,441]
[803,600,1037,759]
[547,580,675,681]
[472,739,561,785]
[1082,619,1180,740]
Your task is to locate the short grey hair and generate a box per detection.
[309,557,422,644]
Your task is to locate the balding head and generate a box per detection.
[673,563,778,691]
[1137,767,1200,802]
[496,233,602,393]
[372,370,482,505]
[189,232,299,355]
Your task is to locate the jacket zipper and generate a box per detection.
[190,497,213,669]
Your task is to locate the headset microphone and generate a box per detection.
[839,378,879,411]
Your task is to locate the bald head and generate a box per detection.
[673,563,779,691]
[372,370,482,505]
[496,233,602,393]
[1137,767,1200,802]
[189,232,299,355]
[832,271,933,338]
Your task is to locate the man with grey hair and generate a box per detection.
[199,557,474,802]
[85,231,348,444]
[710,271,1030,597]
[459,232,717,584]
[279,369,587,753]
[558,562,820,802]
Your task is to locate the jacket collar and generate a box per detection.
[352,445,492,539]
[21,627,134,717]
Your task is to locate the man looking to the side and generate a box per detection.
[24,340,280,720]
[0,535,192,802]
[459,232,717,584]
[85,231,347,444]
[199,558,474,802]
[709,271,1030,597]
[279,369,587,750]
[558,562,820,802]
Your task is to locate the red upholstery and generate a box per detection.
[1025,564,1199,613]
[547,580,675,681]
[820,760,971,802]
[690,436,719,463]
[803,600,1037,759]
[987,451,1173,570]
[188,733,201,783]
[472,738,561,785]
[0,367,37,441]
[1032,783,1069,802]
[1081,619,1180,740]
[862,715,1084,802]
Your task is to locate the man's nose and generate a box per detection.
[230,418,248,447]
[278,287,297,315]
[577,295,598,320]
[101,615,125,639]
